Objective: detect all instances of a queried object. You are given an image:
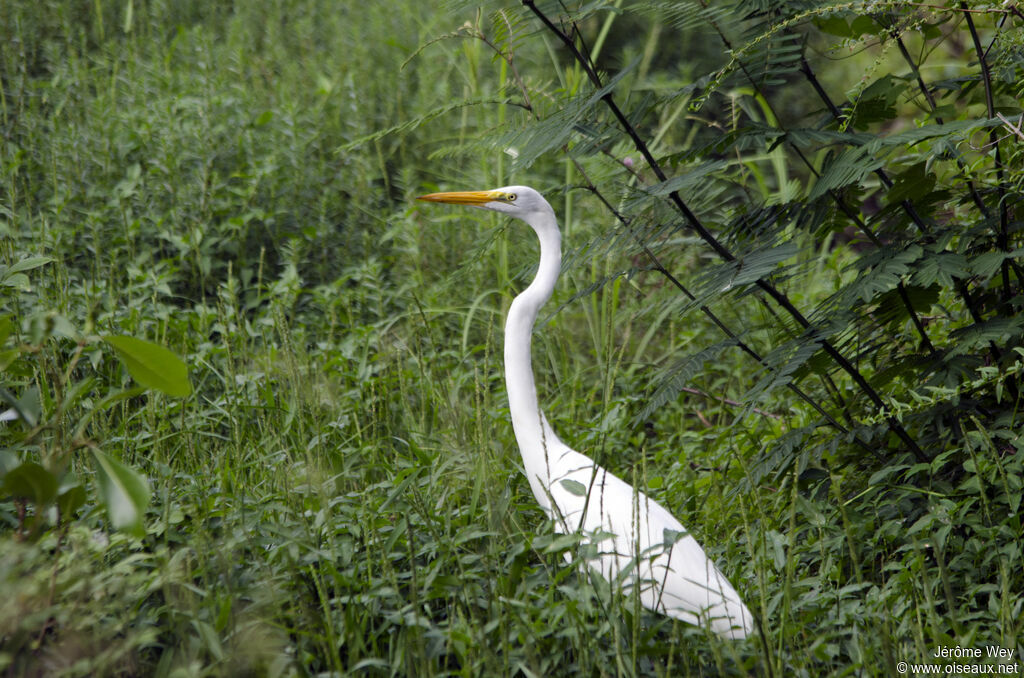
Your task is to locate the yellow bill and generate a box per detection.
[417,190,500,205]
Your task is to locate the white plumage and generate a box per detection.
[419,185,752,638]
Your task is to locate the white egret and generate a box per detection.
[418,186,752,639]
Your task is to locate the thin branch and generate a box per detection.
[568,166,871,449]
[523,0,927,461]
[961,3,1012,303]
[901,1,1018,14]
[477,9,869,445]
[885,21,992,218]
[677,385,784,420]
[799,57,991,329]
[697,4,936,356]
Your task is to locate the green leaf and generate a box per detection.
[0,386,40,427]
[0,450,18,475]
[886,162,936,204]
[662,527,690,547]
[90,448,150,538]
[3,255,55,277]
[560,479,587,497]
[0,349,18,371]
[910,251,971,288]
[866,118,997,153]
[641,160,730,199]
[3,461,58,505]
[72,386,146,440]
[809,146,885,200]
[815,16,850,37]
[103,335,192,397]
[849,16,880,37]
[948,317,1024,356]
[0,315,14,345]
[850,246,921,301]
[541,533,585,554]
[860,74,902,105]
[254,110,274,127]
[637,339,737,421]
[969,248,1024,281]
[57,480,87,520]
[0,273,31,290]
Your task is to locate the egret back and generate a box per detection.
[528,422,752,639]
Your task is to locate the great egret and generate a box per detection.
[418,186,752,639]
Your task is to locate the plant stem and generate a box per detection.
[961,3,1013,305]
[576,169,872,446]
[523,0,926,461]
[799,55,994,333]
[695,4,936,355]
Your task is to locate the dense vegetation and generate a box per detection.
[2,0,1022,675]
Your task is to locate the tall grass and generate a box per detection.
[1,1,1022,676]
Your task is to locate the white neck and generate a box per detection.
[504,205,562,506]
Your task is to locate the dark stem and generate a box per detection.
[524,0,926,461]
[480,18,876,447]
[579,180,876,451]
[697,12,936,356]
[961,4,1012,305]
[799,56,993,332]
[886,23,993,219]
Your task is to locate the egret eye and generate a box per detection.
[506,193,517,202]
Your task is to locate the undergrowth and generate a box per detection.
[1,1,1022,676]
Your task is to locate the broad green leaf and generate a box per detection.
[27,312,78,343]
[560,479,587,497]
[815,16,850,37]
[859,74,901,105]
[541,533,585,554]
[0,450,18,474]
[868,464,910,486]
[0,386,40,427]
[0,273,30,290]
[3,461,58,505]
[662,527,690,547]
[795,495,827,527]
[3,255,54,277]
[103,335,192,397]
[90,448,150,538]
[57,481,87,520]
[886,162,936,204]
[0,349,19,371]
[0,315,13,345]
[849,16,880,37]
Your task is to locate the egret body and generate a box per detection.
[418,186,752,639]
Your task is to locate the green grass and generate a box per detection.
[2,1,1023,676]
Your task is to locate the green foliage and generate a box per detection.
[1,0,1023,676]
[102,336,192,398]
[510,0,1024,472]
[1,255,192,541]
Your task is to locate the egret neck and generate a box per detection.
[503,201,562,509]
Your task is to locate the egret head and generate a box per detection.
[417,185,551,221]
